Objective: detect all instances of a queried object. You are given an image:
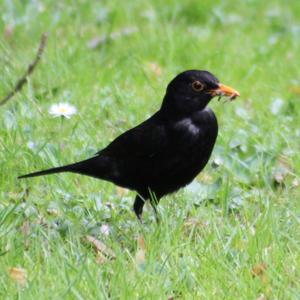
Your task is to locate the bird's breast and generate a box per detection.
[173,109,218,140]
[152,109,218,195]
[174,118,200,136]
[171,108,218,162]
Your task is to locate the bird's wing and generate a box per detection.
[97,114,168,159]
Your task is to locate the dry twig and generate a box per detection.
[0,33,48,107]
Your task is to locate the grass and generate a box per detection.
[1,0,300,298]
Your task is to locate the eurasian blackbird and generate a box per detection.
[19,70,239,220]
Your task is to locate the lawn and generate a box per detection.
[0,0,300,299]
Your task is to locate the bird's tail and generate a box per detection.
[18,159,94,179]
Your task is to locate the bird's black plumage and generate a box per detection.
[19,70,239,220]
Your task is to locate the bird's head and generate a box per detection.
[162,70,239,115]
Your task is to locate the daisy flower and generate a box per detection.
[100,224,110,236]
[49,103,77,119]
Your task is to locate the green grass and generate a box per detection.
[1,0,300,298]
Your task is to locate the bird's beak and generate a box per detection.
[209,83,240,100]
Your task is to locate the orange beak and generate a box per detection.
[209,83,240,100]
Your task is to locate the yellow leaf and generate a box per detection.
[256,294,267,300]
[197,172,213,183]
[4,25,14,39]
[251,262,268,285]
[85,235,116,259]
[116,187,128,197]
[252,262,267,277]
[96,252,108,265]
[21,220,30,249]
[135,235,146,266]
[184,217,207,229]
[146,62,163,76]
[290,86,300,95]
[47,208,60,216]
[9,267,27,286]
[292,178,299,188]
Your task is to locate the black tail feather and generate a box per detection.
[18,156,108,180]
[18,164,74,179]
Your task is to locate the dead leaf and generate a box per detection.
[184,217,208,229]
[292,178,299,188]
[277,154,292,171]
[21,221,30,236]
[116,187,128,197]
[9,267,27,286]
[290,86,300,95]
[273,171,285,184]
[46,207,60,216]
[197,172,213,184]
[147,62,162,76]
[256,294,267,300]
[21,220,30,249]
[273,155,292,186]
[4,25,14,39]
[252,262,267,277]
[252,262,268,284]
[85,235,116,259]
[135,235,146,266]
[96,252,108,265]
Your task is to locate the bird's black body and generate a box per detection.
[19,70,239,220]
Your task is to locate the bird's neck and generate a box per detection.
[160,93,207,120]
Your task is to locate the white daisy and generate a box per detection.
[27,141,36,149]
[49,103,77,119]
[100,224,110,236]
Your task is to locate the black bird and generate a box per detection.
[19,70,239,220]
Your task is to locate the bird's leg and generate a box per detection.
[133,195,145,222]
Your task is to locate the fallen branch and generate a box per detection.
[0,33,48,107]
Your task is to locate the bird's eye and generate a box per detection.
[192,81,205,92]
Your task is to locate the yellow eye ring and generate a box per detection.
[192,81,205,92]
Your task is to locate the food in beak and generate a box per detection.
[210,84,240,100]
